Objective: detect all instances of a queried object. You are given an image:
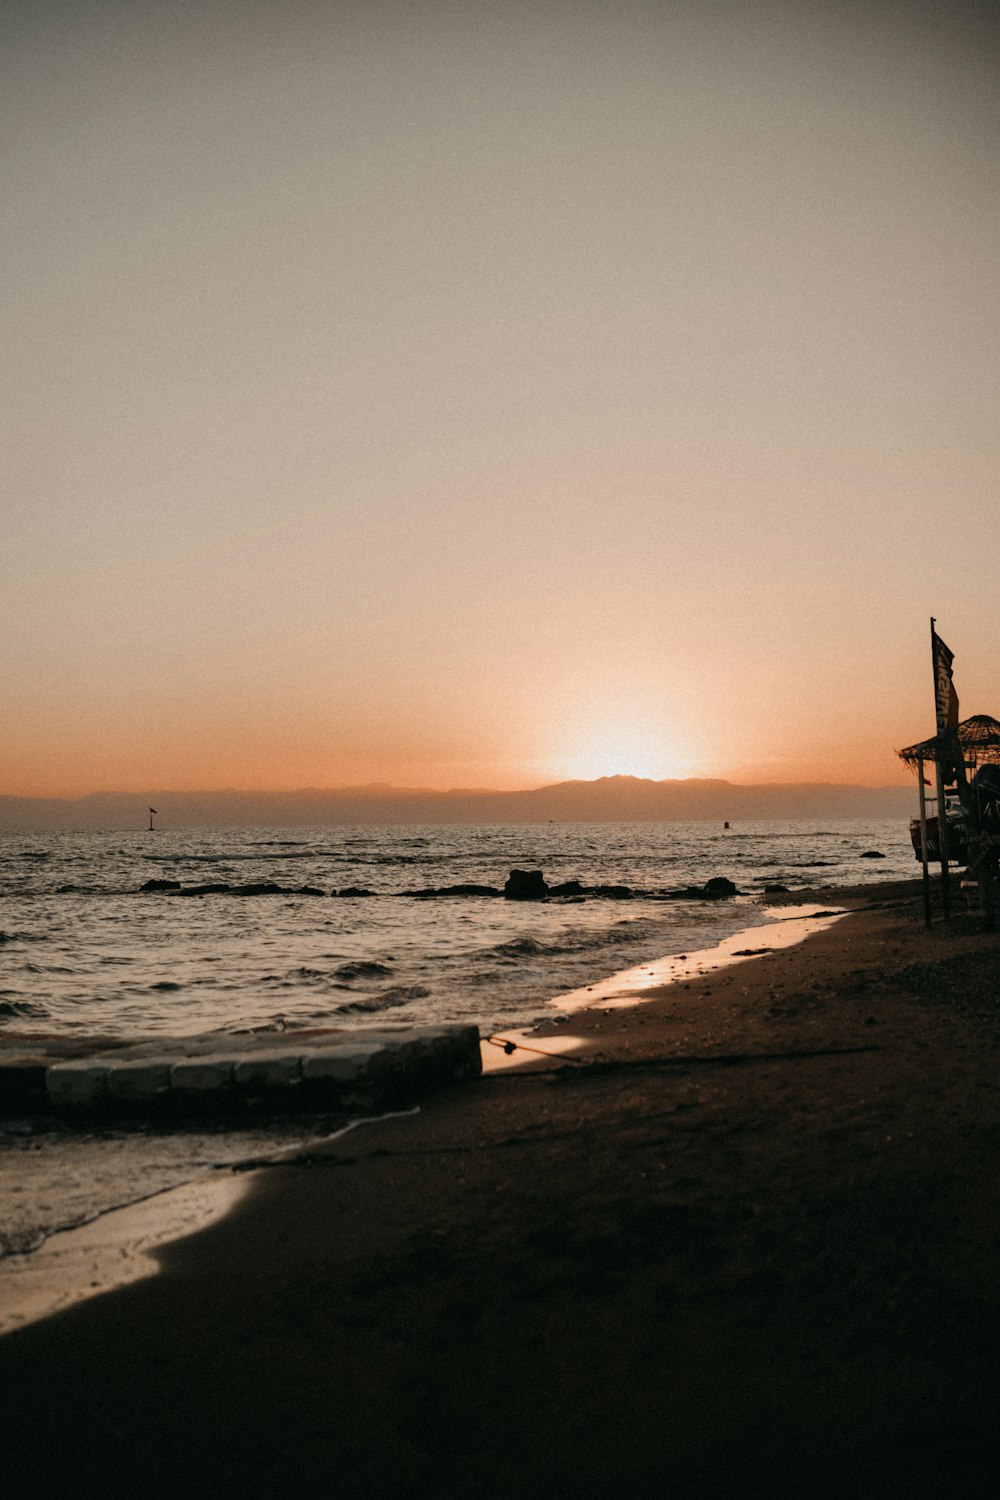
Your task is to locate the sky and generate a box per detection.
[3,0,998,797]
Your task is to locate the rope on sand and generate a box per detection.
[484,1034,588,1065]
[483,1036,883,1076]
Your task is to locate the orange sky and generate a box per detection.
[3,1,998,799]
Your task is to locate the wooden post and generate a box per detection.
[935,756,951,919]
[918,754,931,928]
[929,617,952,919]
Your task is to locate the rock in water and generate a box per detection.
[702,877,738,899]
[503,869,549,901]
[435,884,501,897]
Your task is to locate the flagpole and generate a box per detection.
[930,617,951,919]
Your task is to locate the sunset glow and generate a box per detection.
[2,2,998,800]
[556,743,695,786]
[544,710,700,785]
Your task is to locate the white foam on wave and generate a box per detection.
[0,1108,420,1335]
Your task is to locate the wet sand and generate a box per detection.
[3,879,1000,1498]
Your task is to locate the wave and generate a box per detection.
[332,960,394,981]
[142,850,457,867]
[720,830,840,840]
[495,937,544,958]
[342,836,433,848]
[737,858,840,870]
[778,859,841,869]
[142,851,328,863]
[288,961,396,985]
[333,985,430,1014]
[0,998,49,1019]
[368,853,455,865]
[485,920,663,965]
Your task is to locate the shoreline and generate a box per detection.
[3,877,1000,1495]
[0,1108,421,1336]
[2,895,852,1323]
[483,898,852,1071]
[0,888,920,1287]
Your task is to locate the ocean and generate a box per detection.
[0,819,914,1040]
[1,819,915,1269]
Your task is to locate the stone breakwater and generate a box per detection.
[0,1025,482,1123]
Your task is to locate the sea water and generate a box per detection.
[0,819,913,1040]
[0,820,914,1261]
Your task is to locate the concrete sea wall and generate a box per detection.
[0,1025,482,1121]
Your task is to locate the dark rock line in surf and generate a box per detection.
[129,868,789,902]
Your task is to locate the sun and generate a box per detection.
[553,724,694,783]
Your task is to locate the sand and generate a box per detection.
[2,879,999,1498]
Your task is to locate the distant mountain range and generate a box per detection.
[0,776,917,830]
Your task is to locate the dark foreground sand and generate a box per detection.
[3,881,1000,1499]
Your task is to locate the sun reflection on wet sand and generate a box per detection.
[551,905,848,1012]
[477,905,848,1073]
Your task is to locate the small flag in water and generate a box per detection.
[149,808,158,815]
[932,629,959,735]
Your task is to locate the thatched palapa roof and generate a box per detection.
[898,714,1000,770]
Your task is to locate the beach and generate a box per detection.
[2,877,999,1497]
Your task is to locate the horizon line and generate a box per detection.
[1,772,916,803]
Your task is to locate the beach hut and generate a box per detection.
[898,715,1000,929]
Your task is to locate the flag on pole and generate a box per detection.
[149,808,158,815]
[932,628,959,736]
